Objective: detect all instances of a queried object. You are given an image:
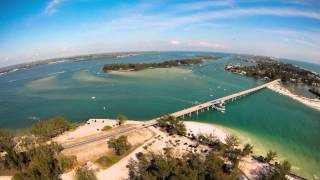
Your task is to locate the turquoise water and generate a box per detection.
[0,52,319,178]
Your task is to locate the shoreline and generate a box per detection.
[58,119,272,180]
[267,82,320,111]
[1,119,306,180]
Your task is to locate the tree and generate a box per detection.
[0,129,23,170]
[75,166,97,180]
[262,160,291,180]
[275,160,291,178]
[225,135,240,148]
[157,115,186,136]
[30,117,70,139]
[13,143,63,180]
[127,150,239,180]
[117,114,128,126]
[241,144,253,157]
[265,150,277,163]
[107,136,131,156]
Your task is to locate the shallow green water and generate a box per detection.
[0,52,319,178]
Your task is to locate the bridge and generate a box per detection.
[170,79,280,118]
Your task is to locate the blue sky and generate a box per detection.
[0,0,320,66]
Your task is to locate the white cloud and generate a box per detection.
[175,0,235,12]
[162,8,320,28]
[44,0,64,15]
[256,28,320,49]
[170,40,180,45]
[62,46,78,52]
[189,41,228,49]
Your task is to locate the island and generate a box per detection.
[225,55,320,110]
[225,56,320,87]
[0,52,139,75]
[102,58,203,72]
[0,52,222,75]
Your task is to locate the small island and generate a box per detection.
[102,58,203,72]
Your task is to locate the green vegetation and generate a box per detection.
[96,144,141,169]
[74,166,97,180]
[196,55,223,60]
[30,116,71,140]
[0,117,80,178]
[101,125,112,131]
[58,155,77,172]
[225,57,320,97]
[225,134,240,148]
[262,160,291,180]
[265,150,277,163]
[117,114,128,126]
[157,115,186,136]
[127,150,240,180]
[12,143,63,180]
[95,156,114,168]
[223,135,242,167]
[241,144,254,157]
[107,136,131,156]
[103,58,202,72]
[69,122,79,130]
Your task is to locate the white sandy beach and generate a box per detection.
[267,82,320,111]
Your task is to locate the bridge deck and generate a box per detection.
[170,79,279,118]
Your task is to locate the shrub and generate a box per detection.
[127,150,239,179]
[74,166,97,180]
[30,117,70,139]
[117,115,128,125]
[69,123,79,130]
[95,156,114,168]
[101,125,112,131]
[107,136,131,156]
[157,115,186,136]
[58,155,77,172]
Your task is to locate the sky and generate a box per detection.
[0,0,320,67]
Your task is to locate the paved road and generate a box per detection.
[62,120,158,149]
[62,126,139,149]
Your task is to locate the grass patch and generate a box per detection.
[95,144,140,169]
[101,125,112,131]
[95,156,115,168]
[69,122,79,130]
